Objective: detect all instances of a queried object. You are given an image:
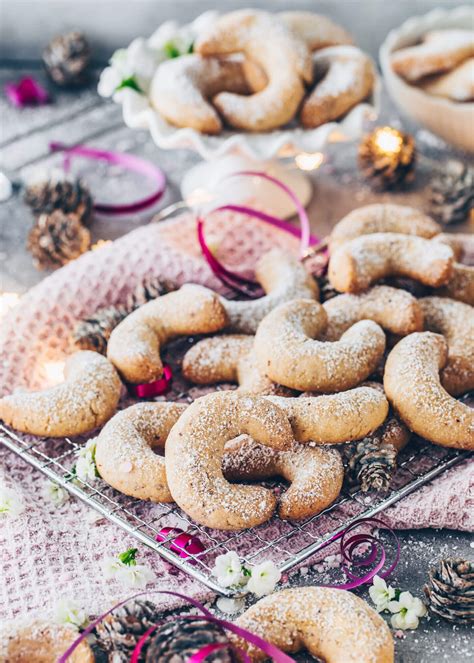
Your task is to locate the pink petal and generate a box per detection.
[4,76,50,107]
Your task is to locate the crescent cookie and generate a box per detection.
[301,46,375,129]
[222,436,343,520]
[267,389,388,444]
[254,299,386,392]
[150,55,253,134]
[0,351,121,437]
[107,284,228,384]
[221,248,319,334]
[432,233,474,262]
[3,620,94,663]
[95,402,187,502]
[329,203,441,253]
[435,263,474,307]
[328,233,454,293]
[391,29,474,82]
[420,57,474,101]
[195,10,312,131]
[322,285,424,340]
[384,332,474,449]
[182,334,294,396]
[278,11,353,50]
[165,391,294,530]
[232,587,394,662]
[420,297,474,396]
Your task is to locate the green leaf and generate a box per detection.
[163,41,181,59]
[116,77,142,93]
[118,547,138,566]
[241,566,252,577]
[187,41,194,54]
[65,465,77,482]
[394,588,402,601]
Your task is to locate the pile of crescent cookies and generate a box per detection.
[391,28,474,102]
[150,8,375,133]
[1,203,472,533]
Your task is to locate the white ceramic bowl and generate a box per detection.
[380,5,474,153]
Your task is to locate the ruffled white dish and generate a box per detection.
[106,12,380,216]
[380,5,474,153]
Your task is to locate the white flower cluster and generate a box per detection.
[42,480,69,506]
[103,547,156,589]
[369,575,427,630]
[0,484,24,518]
[75,438,99,483]
[98,11,218,100]
[213,551,281,598]
[53,598,89,630]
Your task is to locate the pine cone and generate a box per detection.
[94,599,161,662]
[341,415,410,492]
[42,31,91,86]
[24,175,93,226]
[73,306,129,354]
[429,160,474,226]
[27,210,91,270]
[316,275,339,303]
[127,277,176,310]
[359,126,416,190]
[72,276,175,354]
[424,559,474,625]
[146,618,235,663]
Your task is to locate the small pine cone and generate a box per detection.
[429,160,474,226]
[146,618,235,663]
[359,127,416,190]
[73,306,129,354]
[42,31,91,86]
[24,175,93,226]
[424,559,474,625]
[94,599,161,662]
[27,210,90,270]
[342,437,397,492]
[128,276,176,310]
[316,275,339,303]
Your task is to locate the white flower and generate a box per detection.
[53,598,88,630]
[216,597,246,615]
[75,438,98,483]
[102,556,124,579]
[116,563,156,589]
[213,551,245,588]
[0,485,24,518]
[388,591,427,630]
[42,480,69,507]
[98,66,122,97]
[368,575,396,613]
[246,561,281,598]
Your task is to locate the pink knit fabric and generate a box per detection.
[0,212,472,622]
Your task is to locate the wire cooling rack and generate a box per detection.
[0,337,471,597]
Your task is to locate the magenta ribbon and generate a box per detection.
[49,142,166,215]
[197,170,324,296]
[316,517,400,590]
[127,364,173,398]
[155,526,205,563]
[4,76,49,107]
[57,590,296,663]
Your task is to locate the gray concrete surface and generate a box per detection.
[0,4,473,658]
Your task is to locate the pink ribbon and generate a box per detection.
[197,170,324,296]
[5,76,49,107]
[127,365,173,398]
[155,527,205,563]
[317,517,400,590]
[49,142,166,214]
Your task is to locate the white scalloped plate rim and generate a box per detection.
[116,48,381,161]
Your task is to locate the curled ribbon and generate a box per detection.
[127,364,173,398]
[197,170,327,297]
[49,142,166,215]
[155,526,205,563]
